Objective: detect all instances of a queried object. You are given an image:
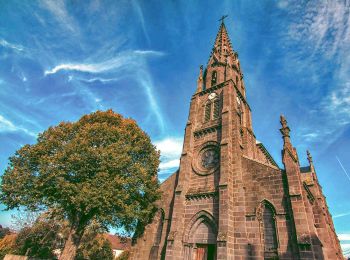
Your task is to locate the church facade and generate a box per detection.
[130,21,343,260]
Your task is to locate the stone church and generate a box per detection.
[130,20,343,260]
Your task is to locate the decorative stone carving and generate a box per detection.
[256,203,264,221]
[298,233,311,245]
[194,124,221,139]
[217,231,227,241]
[168,231,177,241]
[185,186,217,200]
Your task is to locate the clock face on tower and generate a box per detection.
[208,92,217,100]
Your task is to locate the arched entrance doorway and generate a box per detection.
[183,211,217,260]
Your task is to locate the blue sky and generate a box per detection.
[0,0,349,255]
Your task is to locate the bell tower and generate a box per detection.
[165,17,255,259]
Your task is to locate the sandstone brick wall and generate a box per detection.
[242,157,294,259]
[130,171,178,260]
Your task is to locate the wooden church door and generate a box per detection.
[195,244,216,260]
[195,245,207,260]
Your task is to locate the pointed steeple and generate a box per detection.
[203,17,244,92]
[209,20,235,63]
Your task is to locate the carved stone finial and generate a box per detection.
[280,115,290,139]
[307,150,313,164]
[307,150,317,177]
[196,65,204,92]
[280,115,287,128]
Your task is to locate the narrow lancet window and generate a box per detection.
[213,98,220,119]
[211,71,217,86]
[263,205,278,253]
[149,210,164,259]
[204,102,211,122]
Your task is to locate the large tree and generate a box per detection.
[0,110,160,259]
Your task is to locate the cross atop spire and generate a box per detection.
[219,15,228,24]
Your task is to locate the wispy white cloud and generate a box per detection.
[155,137,183,176]
[134,50,164,56]
[0,39,24,52]
[159,159,180,170]
[338,234,350,240]
[339,233,350,256]
[40,0,78,33]
[325,82,350,125]
[336,156,350,182]
[155,137,183,160]
[342,244,350,257]
[19,71,27,82]
[33,92,77,105]
[0,115,36,137]
[297,126,334,143]
[68,75,122,84]
[78,77,122,84]
[301,132,319,141]
[277,0,289,9]
[44,50,166,131]
[281,1,350,146]
[286,1,350,58]
[136,69,165,131]
[45,62,113,75]
[44,50,164,75]
[334,211,350,219]
[131,0,150,45]
[0,115,16,132]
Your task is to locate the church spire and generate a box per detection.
[209,16,235,64]
[203,17,243,92]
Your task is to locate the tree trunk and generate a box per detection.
[59,226,83,260]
